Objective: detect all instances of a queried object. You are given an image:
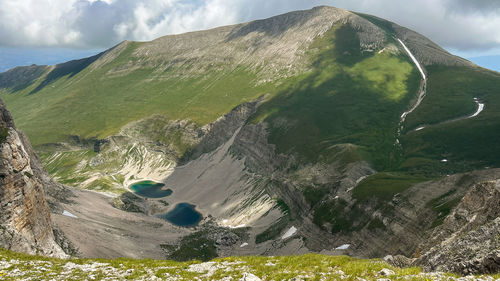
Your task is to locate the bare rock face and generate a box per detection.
[416,180,500,274]
[0,98,66,257]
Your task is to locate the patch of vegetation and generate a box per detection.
[85,177,123,194]
[311,172,427,233]
[367,218,386,230]
[303,186,329,208]
[158,200,169,206]
[129,115,198,158]
[23,171,33,178]
[112,192,146,213]
[39,149,96,182]
[430,197,462,228]
[0,126,8,143]
[313,198,368,234]
[166,232,218,262]
[163,223,249,262]
[318,144,370,170]
[7,246,485,280]
[425,189,462,228]
[275,198,290,215]
[352,172,429,203]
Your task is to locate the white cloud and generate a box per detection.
[0,0,499,52]
[334,0,500,51]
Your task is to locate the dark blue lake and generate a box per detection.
[130,180,173,198]
[157,203,202,227]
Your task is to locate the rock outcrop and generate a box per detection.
[416,180,500,274]
[0,98,66,257]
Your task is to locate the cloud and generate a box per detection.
[333,0,500,51]
[445,0,500,14]
[0,0,499,52]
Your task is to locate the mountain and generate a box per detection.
[0,6,499,274]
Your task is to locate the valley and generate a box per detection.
[0,5,499,277]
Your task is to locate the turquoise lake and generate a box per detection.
[129,180,173,198]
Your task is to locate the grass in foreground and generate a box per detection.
[0,250,425,280]
[1,248,497,281]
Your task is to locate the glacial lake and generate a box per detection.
[129,180,173,198]
[157,203,202,227]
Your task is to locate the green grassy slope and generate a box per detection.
[1,9,497,176]
[400,66,500,174]
[0,41,276,146]
[1,9,500,239]
[0,19,423,173]
[251,24,420,170]
[5,15,495,179]
[1,247,485,281]
[2,11,498,199]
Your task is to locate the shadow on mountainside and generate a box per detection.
[29,52,103,95]
[0,65,48,92]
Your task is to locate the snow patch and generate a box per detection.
[221,219,246,229]
[412,98,485,132]
[335,244,350,250]
[281,226,297,240]
[469,99,484,118]
[230,224,246,229]
[355,175,369,185]
[397,38,427,130]
[347,175,370,193]
[397,39,426,80]
[62,210,78,219]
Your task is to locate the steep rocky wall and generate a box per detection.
[416,180,500,274]
[0,98,66,257]
[180,96,265,164]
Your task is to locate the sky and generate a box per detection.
[1,0,500,72]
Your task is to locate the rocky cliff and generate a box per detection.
[0,98,66,257]
[416,180,500,274]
